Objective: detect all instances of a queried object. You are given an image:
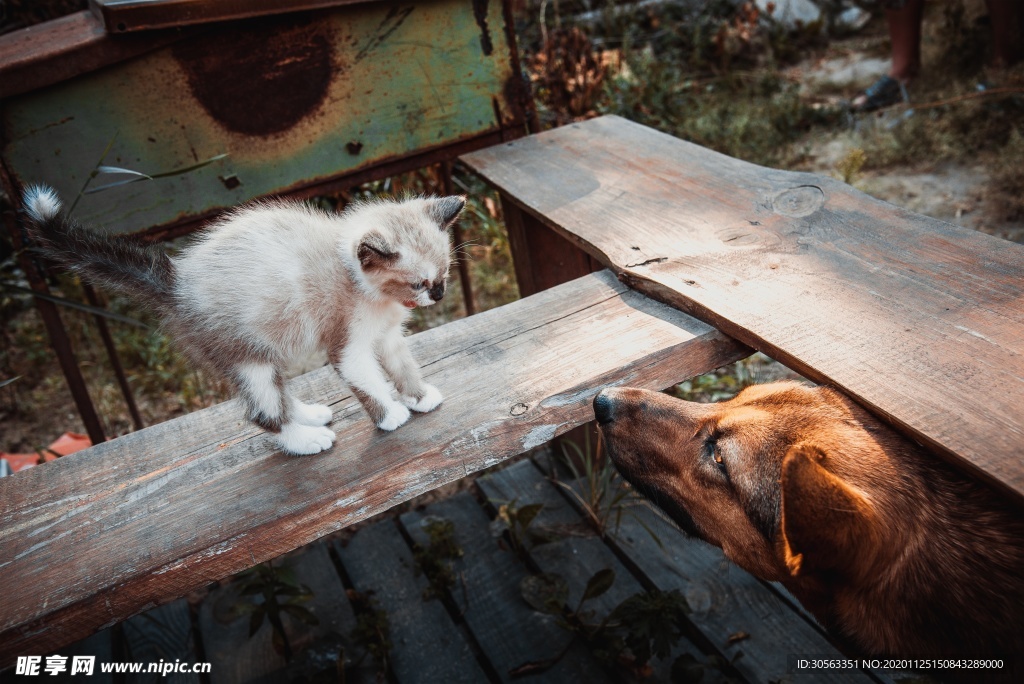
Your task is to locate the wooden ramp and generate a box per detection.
[461,115,1024,501]
[0,271,747,665]
[35,458,891,683]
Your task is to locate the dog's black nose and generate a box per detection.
[593,390,615,424]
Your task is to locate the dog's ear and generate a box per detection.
[780,443,881,578]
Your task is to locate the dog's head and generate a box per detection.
[595,381,900,584]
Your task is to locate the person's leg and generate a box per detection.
[985,0,1024,69]
[852,0,925,111]
[888,0,926,82]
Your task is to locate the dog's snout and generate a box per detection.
[594,390,616,424]
[429,282,445,302]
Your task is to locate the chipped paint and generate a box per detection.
[522,424,563,450]
[954,325,997,345]
[2,0,520,236]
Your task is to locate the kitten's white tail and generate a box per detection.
[23,185,63,223]
[21,184,176,311]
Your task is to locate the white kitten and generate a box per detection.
[23,186,464,455]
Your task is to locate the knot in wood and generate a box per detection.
[772,185,825,218]
[510,403,529,416]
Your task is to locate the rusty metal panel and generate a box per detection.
[2,0,523,236]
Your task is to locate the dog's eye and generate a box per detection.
[707,437,727,473]
[411,281,427,291]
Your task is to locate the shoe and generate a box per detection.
[850,75,909,113]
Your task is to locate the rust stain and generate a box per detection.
[502,72,530,125]
[472,0,494,56]
[171,15,334,136]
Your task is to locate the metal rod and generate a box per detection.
[2,165,107,444]
[82,283,144,431]
[440,162,476,316]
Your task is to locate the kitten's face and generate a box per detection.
[354,196,465,308]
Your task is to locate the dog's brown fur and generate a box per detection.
[595,382,1024,673]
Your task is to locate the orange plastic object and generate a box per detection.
[1,432,92,473]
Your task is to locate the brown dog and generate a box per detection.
[594,382,1023,677]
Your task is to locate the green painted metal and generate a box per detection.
[2,0,522,236]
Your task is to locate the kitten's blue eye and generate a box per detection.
[411,281,427,291]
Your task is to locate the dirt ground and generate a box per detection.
[791,46,1024,243]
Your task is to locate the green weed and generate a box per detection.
[230,561,318,661]
[411,517,464,601]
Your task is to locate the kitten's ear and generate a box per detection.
[357,234,398,269]
[427,195,466,230]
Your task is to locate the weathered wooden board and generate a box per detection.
[477,460,720,683]
[0,11,197,99]
[198,543,364,684]
[462,115,1024,501]
[2,0,525,237]
[0,270,747,665]
[401,491,612,683]
[123,600,200,684]
[334,520,487,683]
[37,629,116,684]
[544,461,877,684]
[89,0,367,32]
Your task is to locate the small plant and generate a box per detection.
[835,148,866,186]
[347,589,392,674]
[231,561,318,660]
[490,499,560,560]
[552,429,662,548]
[513,567,698,679]
[412,516,464,600]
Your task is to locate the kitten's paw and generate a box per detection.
[294,401,333,426]
[277,423,336,455]
[403,384,443,413]
[376,402,411,431]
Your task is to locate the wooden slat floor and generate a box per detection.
[22,457,891,684]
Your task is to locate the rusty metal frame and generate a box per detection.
[2,0,536,445]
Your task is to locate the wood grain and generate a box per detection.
[536,456,877,684]
[476,460,718,683]
[461,115,1024,501]
[334,520,488,683]
[0,11,199,98]
[401,491,613,683]
[198,543,367,684]
[123,600,200,684]
[0,270,747,666]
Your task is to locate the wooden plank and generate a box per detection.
[502,199,599,298]
[89,0,372,32]
[587,488,880,684]
[461,115,1024,501]
[0,11,198,99]
[39,629,116,684]
[2,0,525,237]
[123,600,200,684]
[477,460,722,683]
[199,543,364,684]
[0,270,746,665]
[401,491,611,683]
[333,520,488,683]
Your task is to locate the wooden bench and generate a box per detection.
[3,20,1022,675]
[0,270,748,664]
[462,115,1024,503]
